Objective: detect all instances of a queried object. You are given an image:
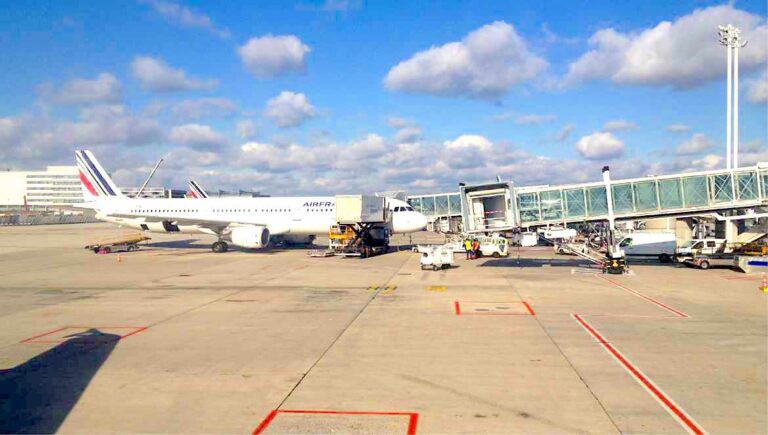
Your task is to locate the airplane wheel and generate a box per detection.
[212,241,229,253]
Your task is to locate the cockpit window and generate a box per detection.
[394,206,403,212]
[406,206,414,211]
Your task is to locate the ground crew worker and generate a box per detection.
[473,239,481,259]
[464,238,472,259]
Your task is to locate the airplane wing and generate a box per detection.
[109,213,290,235]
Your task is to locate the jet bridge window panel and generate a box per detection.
[409,198,422,214]
[762,170,768,198]
[658,179,683,209]
[517,192,540,223]
[633,181,658,211]
[736,172,758,200]
[540,190,563,220]
[682,176,708,207]
[711,174,734,203]
[435,195,450,216]
[421,197,436,216]
[587,187,608,217]
[449,194,462,215]
[611,184,634,213]
[564,188,586,218]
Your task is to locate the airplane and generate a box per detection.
[186,180,208,199]
[76,150,428,252]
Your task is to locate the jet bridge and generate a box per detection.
[461,163,768,232]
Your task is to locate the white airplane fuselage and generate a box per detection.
[93,196,427,236]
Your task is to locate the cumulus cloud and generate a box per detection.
[237,35,310,78]
[37,73,122,105]
[386,117,422,143]
[131,56,217,92]
[515,113,556,125]
[575,131,624,160]
[264,91,317,128]
[236,120,257,139]
[676,133,715,155]
[666,123,691,133]
[141,0,230,38]
[565,5,768,88]
[170,98,237,120]
[0,117,25,147]
[169,123,228,149]
[56,105,164,147]
[383,21,547,99]
[746,71,768,104]
[603,119,637,131]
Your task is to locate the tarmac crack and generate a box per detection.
[271,252,414,411]
[504,276,624,435]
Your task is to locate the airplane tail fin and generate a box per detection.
[188,180,208,199]
[75,150,124,200]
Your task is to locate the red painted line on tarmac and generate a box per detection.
[572,314,704,435]
[522,301,535,315]
[454,301,461,315]
[252,409,278,434]
[597,275,688,318]
[19,327,69,343]
[253,410,419,434]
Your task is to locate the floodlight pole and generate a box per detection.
[718,24,747,170]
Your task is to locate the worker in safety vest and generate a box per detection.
[464,239,472,259]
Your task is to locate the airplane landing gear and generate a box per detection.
[212,240,229,253]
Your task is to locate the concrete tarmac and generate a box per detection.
[0,223,765,434]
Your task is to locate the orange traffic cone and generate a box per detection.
[117,254,122,263]
[761,273,768,293]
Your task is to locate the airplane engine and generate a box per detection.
[230,225,270,249]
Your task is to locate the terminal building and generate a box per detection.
[0,165,184,211]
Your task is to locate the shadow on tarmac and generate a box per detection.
[0,329,120,434]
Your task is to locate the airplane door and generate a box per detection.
[472,200,485,230]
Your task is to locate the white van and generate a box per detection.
[618,231,676,262]
[476,235,509,258]
[676,239,729,257]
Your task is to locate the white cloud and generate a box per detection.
[237,35,310,78]
[741,138,765,153]
[552,124,576,142]
[264,91,317,128]
[603,119,637,131]
[56,105,164,146]
[0,117,25,146]
[575,131,624,160]
[169,123,228,149]
[236,120,257,139]
[676,133,715,155]
[515,113,556,125]
[565,5,768,88]
[395,126,422,143]
[131,56,217,92]
[746,71,768,104]
[666,123,691,133]
[170,98,237,120]
[690,154,723,171]
[141,0,230,38]
[383,21,547,99]
[320,0,360,12]
[37,73,122,105]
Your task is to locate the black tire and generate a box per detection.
[127,245,136,252]
[212,241,228,253]
[492,252,501,258]
[103,247,111,254]
[698,260,710,270]
[433,265,439,271]
[93,248,100,254]
[659,253,670,263]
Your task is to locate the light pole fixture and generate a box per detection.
[718,24,747,169]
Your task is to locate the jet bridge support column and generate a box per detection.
[601,166,627,274]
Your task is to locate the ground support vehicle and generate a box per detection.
[85,234,150,254]
[324,223,390,258]
[418,245,455,271]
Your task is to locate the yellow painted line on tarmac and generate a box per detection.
[427,285,447,292]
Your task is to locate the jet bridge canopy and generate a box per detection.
[459,164,768,232]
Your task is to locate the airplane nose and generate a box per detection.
[415,213,428,230]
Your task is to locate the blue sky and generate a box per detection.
[0,0,766,195]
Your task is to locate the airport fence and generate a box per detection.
[0,214,99,226]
